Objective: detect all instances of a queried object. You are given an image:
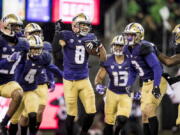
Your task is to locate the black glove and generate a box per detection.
[152,86,161,99]
[162,73,180,85]
[55,19,64,33]
[84,40,101,49]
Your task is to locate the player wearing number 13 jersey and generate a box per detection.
[57,13,106,135]
[123,22,168,135]
[0,14,29,135]
[95,35,132,135]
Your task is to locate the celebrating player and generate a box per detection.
[0,14,29,135]
[95,35,132,135]
[53,13,106,135]
[123,22,168,135]
[157,24,180,126]
[9,23,63,135]
[10,35,53,135]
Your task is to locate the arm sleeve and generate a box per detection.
[46,70,55,83]
[46,64,63,79]
[52,32,64,71]
[145,53,162,86]
[127,64,137,86]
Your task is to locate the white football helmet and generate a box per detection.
[72,13,91,36]
[111,35,125,56]
[123,22,144,46]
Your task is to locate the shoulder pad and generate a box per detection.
[43,41,52,52]
[100,54,113,67]
[140,41,155,55]
[41,52,51,66]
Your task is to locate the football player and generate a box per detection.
[157,24,180,126]
[0,14,29,135]
[9,23,63,135]
[10,35,52,135]
[123,22,168,135]
[25,23,63,130]
[54,13,106,135]
[95,35,132,135]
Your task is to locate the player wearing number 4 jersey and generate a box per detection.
[123,23,168,135]
[95,35,132,135]
[10,35,52,135]
[56,13,106,135]
[0,14,29,135]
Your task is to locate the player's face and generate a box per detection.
[112,44,124,56]
[29,48,42,56]
[79,23,90,34]
[29,31,41,36]
[11,24,22,33]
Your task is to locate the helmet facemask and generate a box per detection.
[111,35,125,56]
[112,44,124,56]
[1,14,23,37]
[28,35,43,58]
[1,22,15,37]
[29,47,43,57]
[78,22,91,36]
[28,31,44,41]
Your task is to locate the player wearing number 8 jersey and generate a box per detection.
[123,22,168,135]
[56,13,106,135]
[0,14,29,135]
[95,35,132,135]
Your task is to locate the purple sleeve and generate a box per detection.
[46,64,63,79]
[145,53,162,86]
[127,64,137,86]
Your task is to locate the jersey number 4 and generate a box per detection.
[25,69,37,84]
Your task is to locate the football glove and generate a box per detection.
[7,52,20,62]
[152,86,161,99]
[95,84,106,95]
[84,40,101,49]
[55,19,64,33]
[133,91,141,100]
